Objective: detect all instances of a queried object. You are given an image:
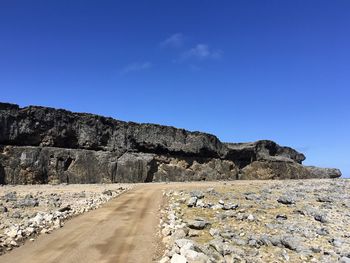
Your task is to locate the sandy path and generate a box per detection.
[0,184,170,263]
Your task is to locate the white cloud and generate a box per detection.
[180,44,222,61]
[160,33,185,48]
[120,62,152,75]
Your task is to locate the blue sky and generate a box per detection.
[0,1,349,176]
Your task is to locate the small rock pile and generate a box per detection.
[0,183,132,255]
[158,179,350,263]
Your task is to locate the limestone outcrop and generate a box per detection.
[0,102,341,184]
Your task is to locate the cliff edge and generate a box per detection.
[0,102,341,184]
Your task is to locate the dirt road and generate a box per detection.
[0,183,174,263]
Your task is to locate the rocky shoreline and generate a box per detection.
[0,183,133,255]
[159,179,350,263]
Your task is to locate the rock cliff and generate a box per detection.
[0,103,341,184]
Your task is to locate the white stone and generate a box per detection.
[29,213,44,226]
[25,227,35,236]
[10,240,18,247]
[180,248,197,258]
[44,213,54,222]
[5,225,19,238]
[162,227,171,236]
[171,253,186,263]
[175,239,194,249]
[247,214,255,221]
[159,256,170,263]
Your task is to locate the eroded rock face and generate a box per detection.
[0,146,120,184]
[153,156,239,182]
[0,102,341,184]
[0,103,224,158]
[225,140,305,167]
[304,166,342,179]
[240,160,316,180]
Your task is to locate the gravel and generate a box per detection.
[158,179,350,263]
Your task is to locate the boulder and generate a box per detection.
[240,160,314,180]
[305,166,342,178]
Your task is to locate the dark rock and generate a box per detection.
[314,213,328,223]
[187,219,211,230]
[329,238,343,247]
[0,103,341,184]
[281,236,302,252]
[270,236,282,246]
[276,214,288,220]
[4,192,17,202]
[49,195,61,207]
[102,190,113,196]
[277,196,296,205]
[187,197,197,207]
[316,228,329,236]
[0,103,224,157]
[259,235,272,246]
[225,140,305,167]
[58,205,71,212]
[209,239,236,256]
[222,203,239,210]
[220,230,235,239]
[17,195,39,207]
[317,196,334,203]
[311,247,321,253]
[190,191,204,199]
[305,166,342,178]
[11,211,21,218]
[0,206,8,212]
[241,160,316,180]
[245,193,260,201]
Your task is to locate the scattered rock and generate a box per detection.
[187,197,197,207]
[314,213,328,223]
[276,214,288,220]
[317,196,333,203]
[4,192,17,202]
[58,205,71,213]
[0,206,8,213]
[247,214,255,221]
[277,196,296,205]
[102,190,113,196]
[187,219,210,230]
[316,227,329,236]
[281,236,302,252]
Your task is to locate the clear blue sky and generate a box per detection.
[0,1,349,177]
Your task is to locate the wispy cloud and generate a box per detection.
[180,44,222,61]
[120,61,152,75]
[160,33,185,48]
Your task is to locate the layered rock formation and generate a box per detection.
[0,103,341,184]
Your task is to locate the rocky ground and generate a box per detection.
[159,179,350,263]
[0,183,133,255]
